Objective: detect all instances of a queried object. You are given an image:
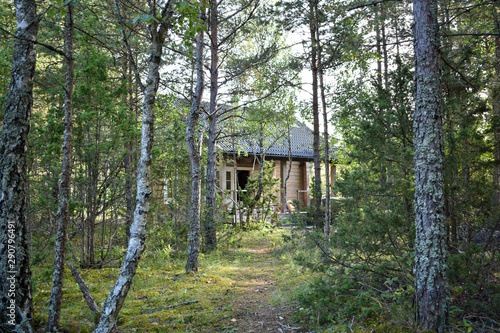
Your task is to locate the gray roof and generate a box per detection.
[218,121,316,160]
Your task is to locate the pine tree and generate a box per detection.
[413,0,448,330]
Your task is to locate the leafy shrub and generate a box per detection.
[295,275,381,327]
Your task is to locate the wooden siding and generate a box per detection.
[279,160,308,210]
[218,156,318,211]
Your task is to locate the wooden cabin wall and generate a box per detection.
[220,156,312,212]
[279,160,308,210]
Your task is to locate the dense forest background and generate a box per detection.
[0,0,499,331]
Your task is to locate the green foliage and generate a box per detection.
[28,2,143,270]
[31,230,303,332]
[0,0,14,115]
[296,276,381,326]
[152,97,191,251]
[283,0,500,330]
[238,160,279,225]
[11,0,499,330]
[448,244,500,321]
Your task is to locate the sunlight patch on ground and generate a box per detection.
[31,229,310,332]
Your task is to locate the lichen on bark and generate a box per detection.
[0,0,38,331]
[185,8,206,273]
[94,0,174,330]
[412,0,449,331]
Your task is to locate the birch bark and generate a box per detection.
[94,1,174,330]
[0,0,38,330]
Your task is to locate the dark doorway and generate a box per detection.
[237,170,250,189]
[237,170,250,200]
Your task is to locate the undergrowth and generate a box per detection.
[278,210,500,333]
[31,227,305,332]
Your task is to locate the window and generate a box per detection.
[164,179,173,204]
[226,171,232,191]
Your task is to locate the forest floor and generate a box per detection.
[215,230,306,333]
[32,227,313,332]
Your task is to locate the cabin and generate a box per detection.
[216,121,336,213]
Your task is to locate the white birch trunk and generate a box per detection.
[0,0,38,330]
[94,1,173,329]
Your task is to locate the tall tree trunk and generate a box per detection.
[87,164,97,267]
[315,9,330,242]
[413,0,449,331]
[124,56,135,244]
[381,5,394,186]
[493,3,500,205]
[95,1,173,330]
[186,11,206,273]
[309,0,322,221]
[375,6,388,186]
[204,0,218,252]
[124,130,135,243]
[440,0,461,246]
[0,0,38,330]
[283,118,293,212]
[47,2,74,331]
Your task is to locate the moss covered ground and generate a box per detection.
[32,228,310,332]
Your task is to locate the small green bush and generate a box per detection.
[295,276,381,327]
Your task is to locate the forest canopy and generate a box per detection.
[0,0,499,332]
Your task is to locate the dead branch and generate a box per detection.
[68,263,100,315]
[440,54,477,91]
[165,300,199,309]
[348,0,401,11]
[0,26,66,58]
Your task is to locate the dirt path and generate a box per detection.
[221,233,303,333]
[32,229,307,332]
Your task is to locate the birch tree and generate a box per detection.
[94,0,177,330]
[0,0,38,330]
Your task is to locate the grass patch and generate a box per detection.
[32,228,308,332]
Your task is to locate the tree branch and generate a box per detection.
[217,0,260,48]
[0,26,67,58]
[443,33,499,37]
[347,0,401,12]
[68,263,100,315]
[113,0,145,92]
[440,54,477,91]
